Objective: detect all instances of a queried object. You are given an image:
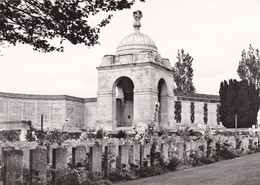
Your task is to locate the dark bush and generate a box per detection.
[95,129,104,139]
[114,130,127,139]
[166,157,180,171]
[134,166,166,178]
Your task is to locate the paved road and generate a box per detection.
[117,152,260,185]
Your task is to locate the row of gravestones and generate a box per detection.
[0,136,257,185]
[0,142,181,185]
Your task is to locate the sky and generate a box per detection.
[1,0,260,98]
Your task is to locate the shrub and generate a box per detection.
[96,129,104,139]
[134,166,166,178]
[107,170,135,182]
[114,130,127,139]
[0,130,20,142]
[214,141,240,161]
[166,157,180,171]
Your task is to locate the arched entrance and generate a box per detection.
[113,77,134,127]
[158,79,168,126]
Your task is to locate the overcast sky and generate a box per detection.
[1,0,260,98]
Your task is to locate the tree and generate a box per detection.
[173,49,196,93]
[237,44,260,89]
[219,79,259,128]
[0,0,144,52]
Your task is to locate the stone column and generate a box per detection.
[3,150,23,185]
[29,148,47,185]
[72,146,86,167]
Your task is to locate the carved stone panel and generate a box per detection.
[23,103,35,122]
[9,102,21,121]
[0,101,7,121]
[37,103,50,125]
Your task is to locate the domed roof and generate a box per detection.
[116,31,158,55]
[116,10,158,55]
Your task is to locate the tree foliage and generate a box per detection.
[237,44,260,89]
[0,0,144,52]
[219,79,259,128]
[173,49,196,93]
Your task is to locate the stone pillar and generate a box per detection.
[181,101,191,125]
[3,150,23,185]
[1,146,15,181]
[208,103,218,126]
[29,148,47,185]
[133,90,156,131]
[96,91,114,131]
[72,146,86,167]
[90,145,102,172]
[52,148,67,182]
[194,102,204,125]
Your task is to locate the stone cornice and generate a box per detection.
[0,92,95,103]
[97,61,173,73]
[175,91,220,103]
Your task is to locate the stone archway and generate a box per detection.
[113,77,134,127]
[158,78,168,126]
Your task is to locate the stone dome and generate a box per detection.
[116,30,158,55]
[116,10,158,55]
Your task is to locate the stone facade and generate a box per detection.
[0,92,96,130]
[0,11,232,132]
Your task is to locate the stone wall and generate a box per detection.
[175,92,221,128]
[0,92,97,130]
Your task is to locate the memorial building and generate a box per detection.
[0,11,223,132]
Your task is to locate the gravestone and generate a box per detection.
[72,146,86,167]
[29,148,47,185]
[3,150,23,185]
[106,144,117,172]
[143,143,151,166]
[120,145,130,169]
[1,146,15,181]
[133,144,141,165]
[161,143,169,162]
[90,145,102,172]
[52,148,67,182]
[177,142,184,159]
